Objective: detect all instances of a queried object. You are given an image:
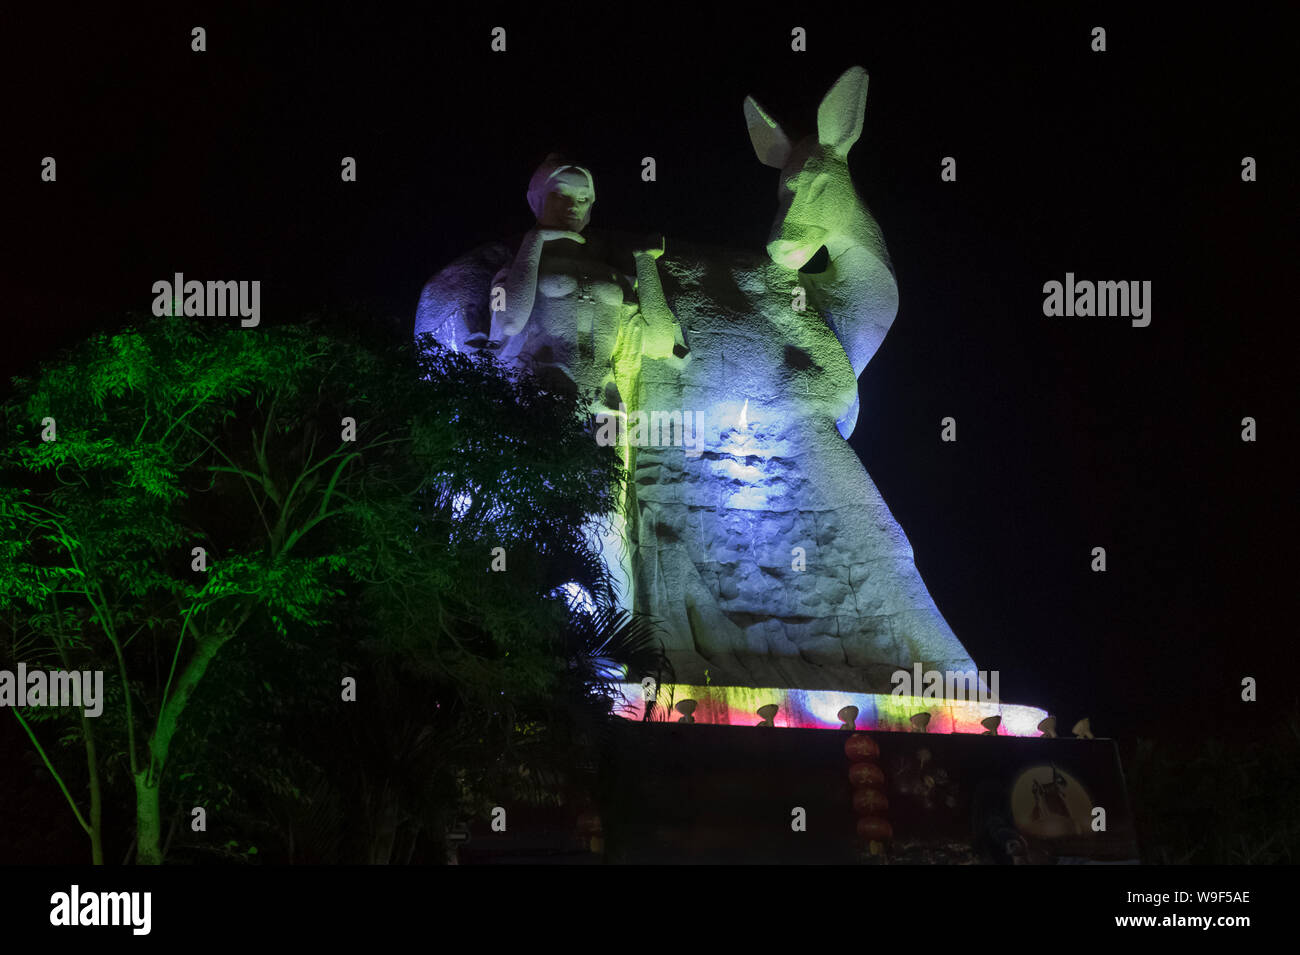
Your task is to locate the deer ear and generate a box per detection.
[744,96,792,169]
[817,66,869,156]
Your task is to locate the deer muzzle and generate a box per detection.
[767,225,829,270]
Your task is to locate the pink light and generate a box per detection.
[619,684,1050,736]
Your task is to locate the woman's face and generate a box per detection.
[539,169,594,231]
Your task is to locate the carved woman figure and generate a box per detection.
[488,154,680,417]
[415,154,684,610]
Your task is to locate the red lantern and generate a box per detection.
[844,733,880,761]
[848,762,885,788]
[856,816,893,841]
[852,788,889,814]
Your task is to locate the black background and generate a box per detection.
[3,3,1295,753]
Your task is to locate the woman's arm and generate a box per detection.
[490,228,585,339]
[631,235,681,360]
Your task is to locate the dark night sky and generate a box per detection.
[3,5,1295,746]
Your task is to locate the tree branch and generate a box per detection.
[10,708,92,836]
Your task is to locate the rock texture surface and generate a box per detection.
[627,240,975,692]
[415,67,978,694]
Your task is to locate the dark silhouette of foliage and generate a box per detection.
[1,312,665,863]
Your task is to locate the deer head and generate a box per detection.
[745,66,872,271]
[743,66,898,402]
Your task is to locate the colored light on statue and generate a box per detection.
[616,683,1050,736]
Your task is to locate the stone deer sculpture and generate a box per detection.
[412,66,980,695]
[629,66,979,693]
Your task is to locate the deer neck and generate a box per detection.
[823,190,885,274]
[798,185,898,379]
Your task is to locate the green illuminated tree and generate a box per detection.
[0,313,649,864]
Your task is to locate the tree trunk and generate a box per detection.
[134,772,163,865]
[82,714,103,865]
[134,631,232,865]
